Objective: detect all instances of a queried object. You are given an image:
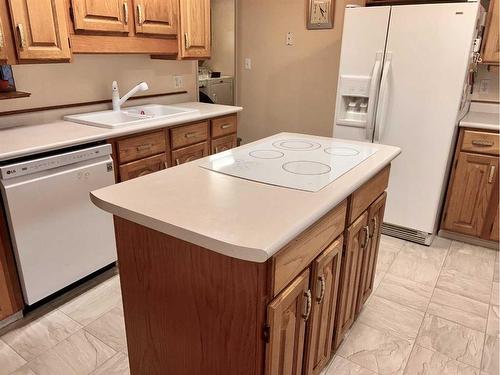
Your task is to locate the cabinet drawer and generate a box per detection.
[211,115,237,138]
[462,130,499,156]
[172,142,209,166]
[117,131,167,164]
[119,154,167,181]
[348,166,390,224]
[171,122,209,149]
[211,134,237,154]
[271,200,347,297]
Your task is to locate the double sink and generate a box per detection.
[65,104,200,129]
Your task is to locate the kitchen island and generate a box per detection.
[91,133,400,375]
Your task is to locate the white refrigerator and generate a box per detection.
[333,2,484,245]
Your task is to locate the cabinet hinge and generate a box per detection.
[263,324,271,343]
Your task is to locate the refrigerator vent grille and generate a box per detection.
[382,223,433,246]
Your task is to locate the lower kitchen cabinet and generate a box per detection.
[119,153,167,181]
[211,133,237,154]
[266,269,310,375]
[172,141,209,166]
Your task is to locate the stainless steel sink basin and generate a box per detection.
[65,104,200,129]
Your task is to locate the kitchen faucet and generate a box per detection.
[112,81,149,111]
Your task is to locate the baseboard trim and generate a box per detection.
[438,229,499,250]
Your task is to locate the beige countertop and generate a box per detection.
[91,133,401,263]
[460,102,499,131]
[0,102,242,162]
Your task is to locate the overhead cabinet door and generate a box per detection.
[9,0,71,61]
[71,0,131,34]
[179,0,210,58]
[134,0,178,36]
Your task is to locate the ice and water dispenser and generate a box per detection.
[336,75,372,126]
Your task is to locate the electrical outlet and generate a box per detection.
[174,75,183,89]
[244,58,252,70]
[479,79,490,95]
[286,32,294,46]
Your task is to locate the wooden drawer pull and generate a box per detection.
[488,165,496,184]
[17,24,26,49]
[316,276,326,304]
[302,290,312,321]
[220,123,232,129]
[472,140,495,147]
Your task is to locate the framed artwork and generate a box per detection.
[307,0,334,30]
[0,65,16,92]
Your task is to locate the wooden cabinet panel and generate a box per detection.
[170,121,209,149]
[211,115,237,138]
[172,141,209,166]
[443,152,498,237]
[134,0,178,36]
[71,0,131,34]
[356,192,386,314]
[119,153,167,181]
[490,207,499,241]
[211,134,237,154]
[272,200,347,297]
[334,211,368,349]
[179,0,210,58]
[117,130,167,164]
[9,0,71,61]
[0,1,11,62]
[482,0,499,65]
[304,237,343,375]
[462,130,499,156]
[266,269,310,375]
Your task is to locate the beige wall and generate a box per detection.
[472,65,500,103]
[0,55,197,114]
[236,0,363,143]
[205,0,235,76]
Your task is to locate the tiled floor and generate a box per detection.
[0,236,498,375]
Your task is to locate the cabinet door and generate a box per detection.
[266,269,310,375]
[443,152,498,237]
[71,0,130,34]
[134,0,178,36]
[211,134,237,154]
[482,0,499,64]
[119,153,167,181]
[179,0,210,58]
[172,141,209,166]
[304,237,343,375]
[0,6,8,62]
[490,207,499,241]
[333,212,368,349]
[9,0,71,61]
[356,192,386,314]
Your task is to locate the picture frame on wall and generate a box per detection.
[307,0,334,30]
[0,65,16,92]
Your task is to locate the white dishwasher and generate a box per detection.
[0,144,117,306]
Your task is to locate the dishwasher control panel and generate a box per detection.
[0,144,112,180]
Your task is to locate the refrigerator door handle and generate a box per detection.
[374,52,392,142]
[366,51,384,140]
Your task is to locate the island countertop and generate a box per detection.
[91,133,401,262]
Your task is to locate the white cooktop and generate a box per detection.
[199,135,379,192]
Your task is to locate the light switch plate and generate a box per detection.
[174,76,183,89]
[286,32,294,46]
[479,79,490,95]
[244,58,252,70]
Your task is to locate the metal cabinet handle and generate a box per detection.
[0,27,4,48]
[302,290,312,321]
[136,143,153,151]
[316,276,326,304]
[184,132,197,138]
[175,158,181,166]
[17,24,26,49]
[488,165,496,184]
[123,2,129,24]
[221,123,232,129]
[371,216,378,239]
[362,225,370,249]
[164,161,169,168]
[184,33,190,49]
[472,139,494,147]
[137,4,144,25]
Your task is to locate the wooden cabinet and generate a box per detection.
[8,0,71,61]
[482,0,499,65]
[211,115,237,138]
[116,130,167,164]
[71,0,131,34]
[0,0,16,63]
[179,0,210,58]
[170,121,209,149]
[334,211,368,349]
[119,153,167,181]
[211,134,237,154]
[303,237,343,375]
[172,141,209,166]
[490,207,499,241]
[266,269,310,375]
[357,192,386,313]
[134,0,178,36]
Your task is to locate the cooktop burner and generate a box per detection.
[272,139,321,151]
[324,146,360,156]
[249,150,285,159]
[282,161,331,175]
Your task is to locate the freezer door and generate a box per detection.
[375,2,479,234]
[333,6,390,141]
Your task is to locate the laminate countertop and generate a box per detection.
[460,102,499,131]
[0,102,242,162]
[91,133,401,263]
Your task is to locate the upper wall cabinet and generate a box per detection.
[179,0,210,59]
[134,0,178,36]
[482,0,499,65]
[71,0,131,34]
[8,0,71,61]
